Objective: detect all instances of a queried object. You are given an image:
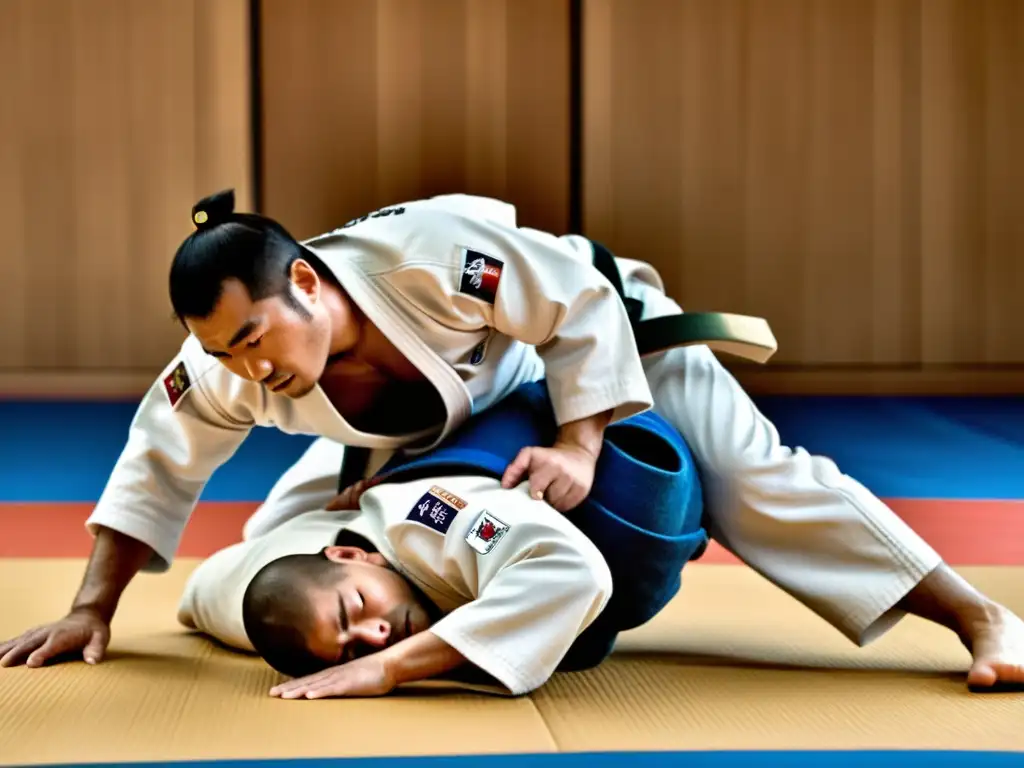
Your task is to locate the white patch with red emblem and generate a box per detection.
[465,510,510,555]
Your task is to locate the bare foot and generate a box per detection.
[897,564,1024,692]
[962,606,1024,691]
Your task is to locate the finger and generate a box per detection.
[276,674,338,699]
[82,629,108,665]
[556,484,588,513]
[301,677,347,699]
[325,483,360,511]
[543,475,577,512]
[270,679,312,696]
[526,461,563,502]
[270,669,334,696]
[501,449,534,489]
[26,632,77,668]
[278,686,314,699]
[0,628,43,663]
[0,639,24,666]
[305,684,345,700]
[556,474,591,512]
[0,642,34,668]
[324,494,347,511]
[0,631,47,668]
[270,679,310,697]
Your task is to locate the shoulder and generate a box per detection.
[307,194,517,246]
[157,335,264,425]
[392,476,612,589]
[303,195,521,273]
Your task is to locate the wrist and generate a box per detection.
[555,410,611,459]
[70,601,115,626]
[379,630,467,688]
[375,648,402,692]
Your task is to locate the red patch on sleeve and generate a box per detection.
[163,361,192,407]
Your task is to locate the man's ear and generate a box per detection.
[322,545,369,563]
[290,258,321,304]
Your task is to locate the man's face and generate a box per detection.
[301,546,435,664]
[184,270,331,398]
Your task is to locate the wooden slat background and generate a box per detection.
[583,0,1024,371]
[1,0,1021,395]
[0,0,252,376]
[259,0,571,241]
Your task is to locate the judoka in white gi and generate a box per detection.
[1,190,1021,690]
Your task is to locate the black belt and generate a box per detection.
[588,240,777,363]
[338,242,778,491]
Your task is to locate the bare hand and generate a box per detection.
[324,477,383,512]
[500,442,598,512]
[269,654,396,699]
[0,610,110,668]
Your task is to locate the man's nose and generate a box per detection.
[351,619,391,649]
[243,356,272,382]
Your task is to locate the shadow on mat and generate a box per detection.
[606,650,967,679]
[592,651,1024,693]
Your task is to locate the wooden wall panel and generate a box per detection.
[583,0,1024,369]
[260,0,571,241]
[0,0,252,374]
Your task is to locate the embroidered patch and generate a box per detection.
[406,485,468,535]
[162,361,192,407]
[460,249,504,304]
[428,485,467,511]
[465,510,510,555]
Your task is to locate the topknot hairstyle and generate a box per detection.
[169,189,329,322]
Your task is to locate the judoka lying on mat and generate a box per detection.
[177,381,1024,699]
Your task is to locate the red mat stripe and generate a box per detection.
[1,500,1021,565]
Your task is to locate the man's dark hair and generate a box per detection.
[169,188,331,323]
[241,550,347,678]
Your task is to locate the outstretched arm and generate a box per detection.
[1,343,255,670]
[268,631,468,700]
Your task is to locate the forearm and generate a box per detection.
[380,630,468,687]
[555,409,613,459]
[70,526,154,624]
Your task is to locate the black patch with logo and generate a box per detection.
[459,250,504,304]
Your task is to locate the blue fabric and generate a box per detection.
[375,380,708,669]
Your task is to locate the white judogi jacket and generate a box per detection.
[87,194,662,572]
[177,474,613,697]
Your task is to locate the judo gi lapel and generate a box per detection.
[312,246,475,453]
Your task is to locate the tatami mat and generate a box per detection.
[1,560,1021,766]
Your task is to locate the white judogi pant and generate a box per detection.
[630,279,942,644]
[246,279,943,649]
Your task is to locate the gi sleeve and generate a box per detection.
[379,208,655,427]
[85,339,256,572]
[390,477,613,696]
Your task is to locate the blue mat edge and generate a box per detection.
[3,395,1024,502]
[18,751,1024,768]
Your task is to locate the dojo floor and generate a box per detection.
[1,395,1023,767]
